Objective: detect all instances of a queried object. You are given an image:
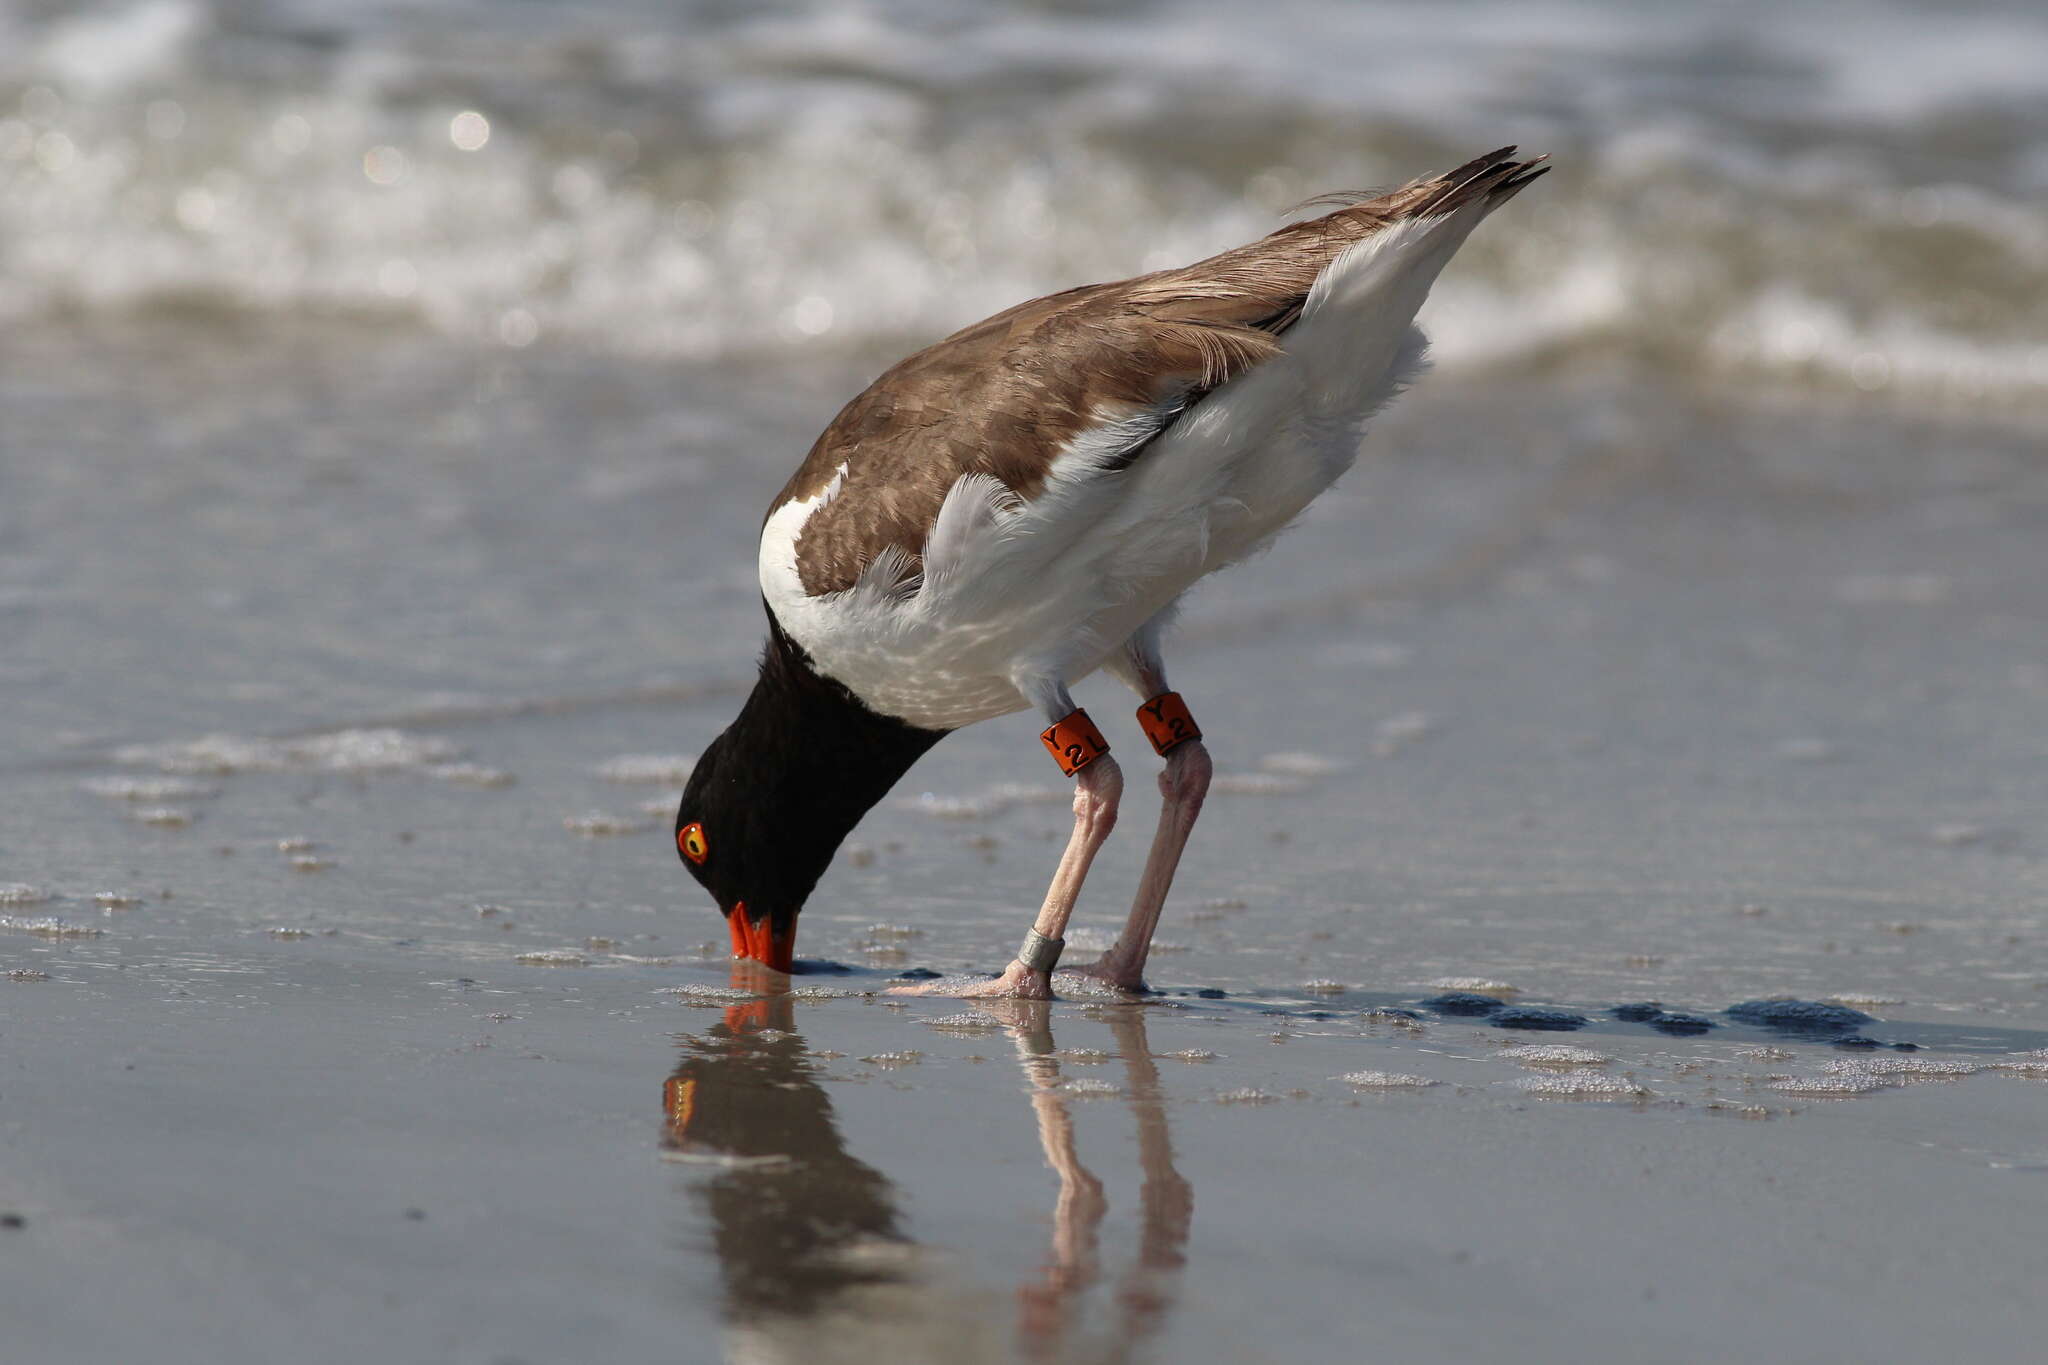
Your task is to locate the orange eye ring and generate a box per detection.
[678,822,709,865]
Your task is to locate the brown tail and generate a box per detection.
[1401,145,1551,217]
[1295,146,1550,226]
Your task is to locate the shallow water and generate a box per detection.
[7,2,2048,1360]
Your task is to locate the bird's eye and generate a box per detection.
[678,822,709,865]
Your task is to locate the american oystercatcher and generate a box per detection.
[676,147,1547,997]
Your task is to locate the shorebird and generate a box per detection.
[676,147,1547,998]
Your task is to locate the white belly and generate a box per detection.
[759,216,1465,730]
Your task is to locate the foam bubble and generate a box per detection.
[562,811,651,837]
[1504,1045,1612,1068]
[0,915,101,938]
[1991,1055,2048,1077]
[1514,1074,1650,1099]
[1432,977,1519,996]
[661,983,757,1002]
[516,950,587,966]
[0,884,52,906]
[593,754,697,784]
[922,1011,1003,1031]
[1820,1056,1976,1078]
[1769,1073,1895,1096]
[80,776,218,801]
[114,729,460,774]
[1340,1071,1438,1089]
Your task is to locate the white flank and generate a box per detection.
[763,196,1505,730]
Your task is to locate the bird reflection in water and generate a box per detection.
[662,963,1192,1356]
[662,965,908,1322]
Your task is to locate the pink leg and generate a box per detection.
[1073,740,1210,992]
[890,754,1122,999]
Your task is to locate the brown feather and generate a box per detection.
[774,148,1544,596]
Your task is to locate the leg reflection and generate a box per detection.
[1106,1009,1194,1340]
[982,1002,1194,1359]
[661,972,1193,1355]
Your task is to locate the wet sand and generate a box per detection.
[5,326,2048,1362]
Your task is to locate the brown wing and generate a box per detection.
[774,147,1547,597]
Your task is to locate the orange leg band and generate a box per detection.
[1135,692,1202,756]
[1040,707,1111,777]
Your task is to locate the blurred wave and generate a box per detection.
[4,0,2046,406]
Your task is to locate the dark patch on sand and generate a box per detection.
[1611,1003,1714,1035]
[1491,1007,1588,1032]
[1422,992,1505,1017]
[1727,999,1873,1035]
[1833,1036,1920,1052]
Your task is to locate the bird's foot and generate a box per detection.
[885,959,1054,1000]
[1064,953,1150,996]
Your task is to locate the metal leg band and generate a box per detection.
[1016,928,1065,974]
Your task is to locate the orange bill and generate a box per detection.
[1135,691,1202,756]
[1040,707,1110,777]
[727,902,795,973]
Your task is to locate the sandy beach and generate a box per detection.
[6,324,2048,1361]
[6,1,2048,1359]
